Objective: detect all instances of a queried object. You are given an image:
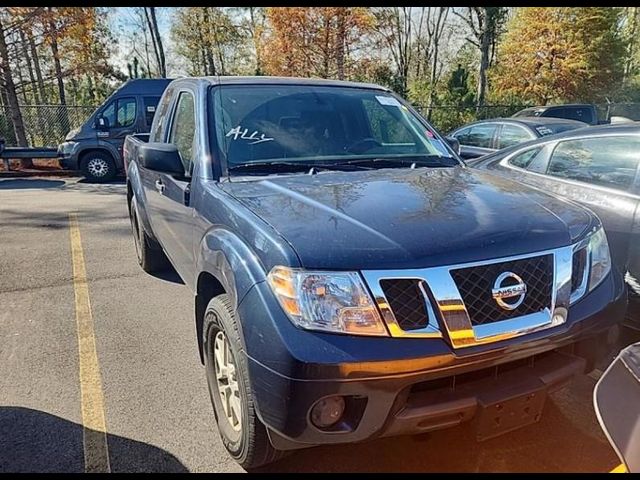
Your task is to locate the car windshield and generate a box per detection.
[211,84,456,175]
[513,108,543,118]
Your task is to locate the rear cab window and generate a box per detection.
[545,107,594,125]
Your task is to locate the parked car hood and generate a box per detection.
[221,167,597,270]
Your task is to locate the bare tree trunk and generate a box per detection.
[28,32,46,103]
[19,29,39,104]
[336,10,346,80]
[202,8,216,76]
[625,7,638,80]
[0,16,30,165]
[148,7,166,77]
[249,7,262,75]
[47,9,70,133]
[322,13,330,78]
[143,7,160,77]
[477,30,490,111]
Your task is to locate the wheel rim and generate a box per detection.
[87,158,109,178]
[213,330,242,432]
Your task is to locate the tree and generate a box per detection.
[623,7,639,81]
[172,7,244,76]
[262,7,373,80]
[237,7,267,75]
[144,7,166,77]
[370,7,413,95]
[491,7,626,104]
[454,7,508,109]
[0,11,29,162]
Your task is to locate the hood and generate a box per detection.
[221,167,597,270]
[64,127,81,141]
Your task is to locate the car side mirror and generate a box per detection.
[96,116,110,130]
[444,136,461,155]
[594,341,640,473]
[138,143,184,175]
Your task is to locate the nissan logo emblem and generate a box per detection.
[491,271,527,311]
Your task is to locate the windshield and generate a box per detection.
[211,84,456,175]
[513,108,543,118]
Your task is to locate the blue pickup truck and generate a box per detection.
[124,76,626,468]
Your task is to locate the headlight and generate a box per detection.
[588,227,611,291]
[60,141,76,154]
[267,266,388,336]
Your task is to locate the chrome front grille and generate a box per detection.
[450,254,553,326]
[361,245,574,348]
[379,279,429,331]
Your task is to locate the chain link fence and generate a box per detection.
[415,102,640,134]
[0,105,98,147]
[1,102,639,148]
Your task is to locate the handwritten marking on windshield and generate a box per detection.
[226,125,274,145]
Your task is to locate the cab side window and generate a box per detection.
[150,87,175,143]
[497,124,533,149]
[547,136,640,191]
[100,97,136,129]
[143,96,161,128]
[168,91,196,175]
[508,147,543,169]
[452,127,471,145]
[464,123,497,148]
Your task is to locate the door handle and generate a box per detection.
[155,179,165,194]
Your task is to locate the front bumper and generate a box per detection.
[57,142,79,170]
[238,266,627,450]
[238,268,626,450]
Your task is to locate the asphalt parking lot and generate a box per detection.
[1,176,638,473]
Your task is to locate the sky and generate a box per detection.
[108,7,179,76]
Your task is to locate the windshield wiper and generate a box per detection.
[227,160,373,175]
[228,161,313,173]
[335,155,458,168]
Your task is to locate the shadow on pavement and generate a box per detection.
[0,179,65,190]
[148,268,185,285]
[0,407,188,473]
[77,177,126,186]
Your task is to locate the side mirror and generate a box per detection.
[96,116,110,130]
[138,143,184,175]
[594,342,640,473]
[444,136,461,155]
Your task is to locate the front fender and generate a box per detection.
[77,141,122,168]
[195,227,268,311]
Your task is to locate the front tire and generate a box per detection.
[203,294,283,469]
[81,151,117,182]
[129,196,170,273]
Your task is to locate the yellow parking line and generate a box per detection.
[69,213,110,473]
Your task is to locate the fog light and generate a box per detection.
[310,396,345,429]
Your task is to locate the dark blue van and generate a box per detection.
[58,78,172,182]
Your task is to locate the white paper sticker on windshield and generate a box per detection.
[376,95,402,107]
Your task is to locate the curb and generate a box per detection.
[0,170,79,178]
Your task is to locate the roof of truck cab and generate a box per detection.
[193,75,389,91]
[115,78,173,95]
